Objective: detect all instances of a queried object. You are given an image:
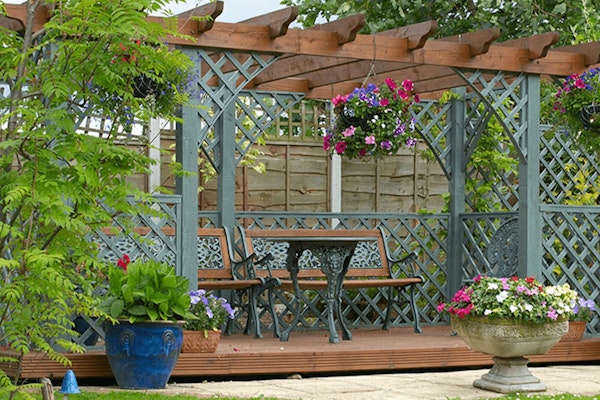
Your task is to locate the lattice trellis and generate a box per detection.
[187,49,303,170]
[94,195,181,265]
[461,212,519,281]
[540,126,600,204]
[541,206,600,334]
[412,99,452,179]
[416,70,525,213]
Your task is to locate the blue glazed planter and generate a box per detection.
[104,321,183,389]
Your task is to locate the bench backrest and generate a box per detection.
[241,228,391,279]
[196,228,236,281]
[97,226,238,281]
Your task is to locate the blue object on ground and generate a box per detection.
[60,369,81,394]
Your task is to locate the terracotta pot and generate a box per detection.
[182,329,221,353]
[561,320,587,342]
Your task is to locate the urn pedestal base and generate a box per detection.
[451,316,568,394]
[473,356,546,393]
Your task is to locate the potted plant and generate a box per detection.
[99,255,193,389]
[553,67,600,152]
[562,296,596,342]
[323,78,420,159]
[438,275,578,393]
[182,289,236,353]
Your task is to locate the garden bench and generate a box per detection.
[240,227,423,342]
[195,227,281,338]
[96,226,280,339]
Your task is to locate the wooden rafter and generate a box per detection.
[250,21,437,87]
[436,28,500,57]
[4,0,599,99]
[496,32,559,60]
[241,7,298,39]
[175,1,224,34]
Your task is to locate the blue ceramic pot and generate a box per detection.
[104,321,183,389]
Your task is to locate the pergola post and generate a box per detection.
[176,103,200,289]
[446,88,467,298]
[216,101,237,229]
[519,74,542,278]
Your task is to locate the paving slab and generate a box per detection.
[82,365,600,400]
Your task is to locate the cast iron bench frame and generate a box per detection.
[195,227,281,338]
[240,227,424,336]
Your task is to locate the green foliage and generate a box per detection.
[0,0,194,392]
[280,0,597,46]
[561,161,600,205]
[99,259,193,323]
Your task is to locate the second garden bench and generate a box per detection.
[240,227,423,342]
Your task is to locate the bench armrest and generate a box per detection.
[231,252,275,281]
[387,251,419,279]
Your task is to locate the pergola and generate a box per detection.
[163,2,598,299]
[5,1,600,326]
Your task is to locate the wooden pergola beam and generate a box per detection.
[4,3,598,95]
[552,42,600,67]
[252,21,437,86]
[175,0,224,34]
[436,28,500,57]
[4,3,50,33]
[496,32,559,60]
[310,14,366,45]
[241,6,298,39]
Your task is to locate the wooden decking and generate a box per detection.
[5,325,600,381]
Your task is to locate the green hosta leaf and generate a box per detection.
[147,308,159,321]
[161,275,178,288]
[109,299,125,319]
[127,305,149,316]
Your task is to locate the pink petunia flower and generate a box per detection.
[335,141,347,154]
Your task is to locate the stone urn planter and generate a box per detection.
[451,315,568,393]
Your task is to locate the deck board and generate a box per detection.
[4,325,600,381]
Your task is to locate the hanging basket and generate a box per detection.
[133,73,165,99]
[579,105,600,131]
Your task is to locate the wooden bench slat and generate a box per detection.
[277,277,423,290]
